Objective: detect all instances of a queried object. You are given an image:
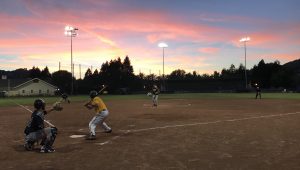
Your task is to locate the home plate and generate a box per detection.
[70,135,86,138]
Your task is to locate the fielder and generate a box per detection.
[61,93,71,103]
[84,90,112,140]
[24,99,59,153]
[255,83,261,99]
[151,85,160,107]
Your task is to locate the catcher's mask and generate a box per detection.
[89,90,98,99]
[34,99,45,110]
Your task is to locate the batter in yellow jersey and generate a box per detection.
[91,96,107,113]
[84,90,112,140]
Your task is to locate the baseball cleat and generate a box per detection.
[24,142,34,151]
[85,134,96,140]
[104,129,112,133]
[40,146,55,153]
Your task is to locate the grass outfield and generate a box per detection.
[0,92,299,107]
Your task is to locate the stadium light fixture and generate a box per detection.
[158,42,168,48]
[240,37,250,42]
[65,25,78,95]
[158,42,168,91]
[240,36,250,88]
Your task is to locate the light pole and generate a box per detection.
[240,37,250,89]
[158,42,168,91]
[65,26,78,95]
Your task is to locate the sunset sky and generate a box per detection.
[0,0,299,78]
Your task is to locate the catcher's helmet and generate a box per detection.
[89,90,98,99]
[34,99,45,110]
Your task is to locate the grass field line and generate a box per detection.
[122,111,300,133]
[14,102,56,127]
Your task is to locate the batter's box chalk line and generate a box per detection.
[94,130,131,146]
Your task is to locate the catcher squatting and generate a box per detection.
[23,91,112,153]
[24,99,61,153]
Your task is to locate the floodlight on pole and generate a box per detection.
[240,36,250,89]
[65,25,78,95]
[158,42,168,91]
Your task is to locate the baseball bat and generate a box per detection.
[98,85,107,95]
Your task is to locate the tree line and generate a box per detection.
[1,56,299,94]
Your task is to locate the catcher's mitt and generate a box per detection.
[52,102,63,111]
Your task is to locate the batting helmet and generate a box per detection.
[89,90,98,99]
[34,99,45,110]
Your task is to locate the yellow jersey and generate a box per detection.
[91,96,107,113]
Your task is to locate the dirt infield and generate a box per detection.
[1,97,300,170]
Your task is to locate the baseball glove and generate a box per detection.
[52,102,63,111]
[147,92,152,96]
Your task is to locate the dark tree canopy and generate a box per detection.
[52,70,72,94]
[29,66,41,79]
[2,56,300,94]
[41,66,51,81]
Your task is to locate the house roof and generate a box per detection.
[0,78,31,91]
[14,78,57,90]
[0,78,57,91]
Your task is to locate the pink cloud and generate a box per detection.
[258,53,300,63]
[0,37,56,48]
[0,2,254,51]
[13,3,228,44]
[1,1,299,74]
[198,47,220,54]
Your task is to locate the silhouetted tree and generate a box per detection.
[52,70,72,94]
[9,68,30,79]
[3,56,300,93]
[29,66,41,78]
[121,56,135,88]
[213,71,220,79]
[123,56,134,74]
[168,69,186,80]
[271,67,294,88]
[41,66,51,81]
[91,69,103,89]
[84,68,93,79]
[251,60,281,88]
